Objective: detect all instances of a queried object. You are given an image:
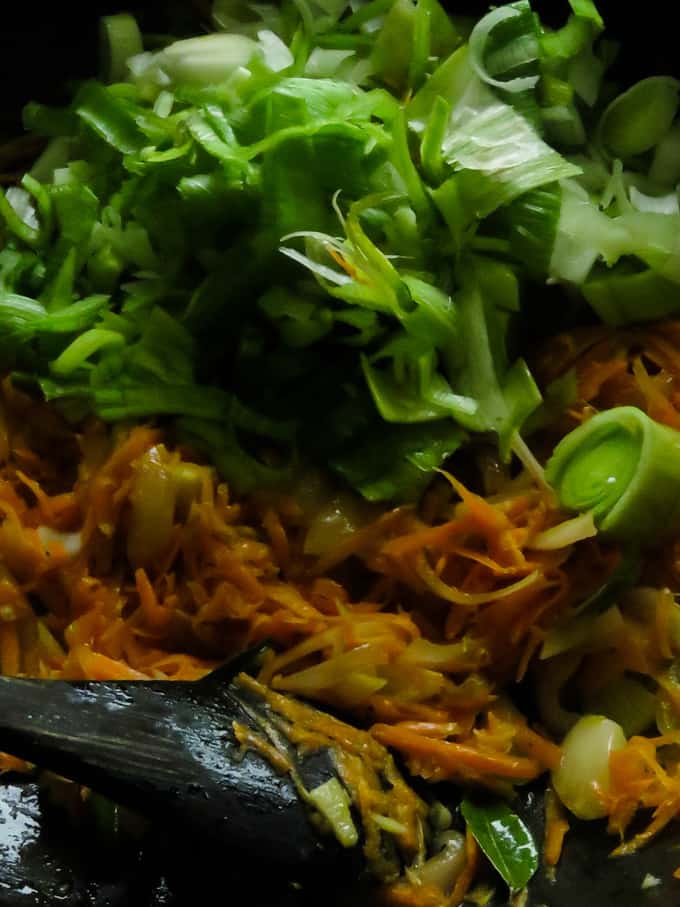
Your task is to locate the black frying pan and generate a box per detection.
[2,2,680,905]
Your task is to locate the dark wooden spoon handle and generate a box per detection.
[0,676,337,867]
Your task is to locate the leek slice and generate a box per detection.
[568,0,604,30]
[549,180,628,284]
[308,778,359,848]
[468,2,540,95]
[583,266,680,326]
[100,13,143,83]
[650,123,680,187]
[599,77,680,159]
[546,406,680,543]
[440,77,580,219]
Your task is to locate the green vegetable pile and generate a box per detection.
[1,0,679,502]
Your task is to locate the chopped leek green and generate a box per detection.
[332,420,466,502]
[540,603,625,660]
[568,0,604,30]
[584,674,658,737]
[0,189,41,247]
[650,123,680,186]
[7,0,680,512]
[599,77,680,159]
[100,14,144,84]
[583,266,680,326]
[308,777,359,847]
[468,2,540,96]
[546,407,680,543]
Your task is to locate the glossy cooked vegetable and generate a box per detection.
[6,0,680,904]
[546,407,680,542]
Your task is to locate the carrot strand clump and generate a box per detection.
[0,382,569,790]
[7,323,680,895]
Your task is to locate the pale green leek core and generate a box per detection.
[308,777,358,847]
[546,406,680,542]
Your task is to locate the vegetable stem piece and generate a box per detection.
[100,14,144,84]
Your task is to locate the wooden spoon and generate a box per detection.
[0,659,352,872]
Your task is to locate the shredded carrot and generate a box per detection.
[0,383,583,791]
[632,356,680,431]
[3,326,680,899]
[261,507,290,569]
[438,470,513,535]
[603,731,680,855]
[327,245,362,282]
[135,568,172,631]
[15,470,79,528]
[232,720,293,774]
[536,321,680,437]
[544,788,569,867]
[511,722,562,771]
[382,883,450,907]
[0,621,20,675]
[72,646,150,681]
[371,724,542,781]
[0,752,32,774]
[380,515,472,559]
[448,828,479,907]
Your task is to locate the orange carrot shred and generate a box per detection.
[544,788,569,867]
[448,829,479,906]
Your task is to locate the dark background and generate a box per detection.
[0,0,678,137]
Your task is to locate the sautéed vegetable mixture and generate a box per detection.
[3,0,680,901]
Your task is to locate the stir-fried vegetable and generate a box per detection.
[546,407,680,542]
[7,0,680,903]
[551,715,627,820]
